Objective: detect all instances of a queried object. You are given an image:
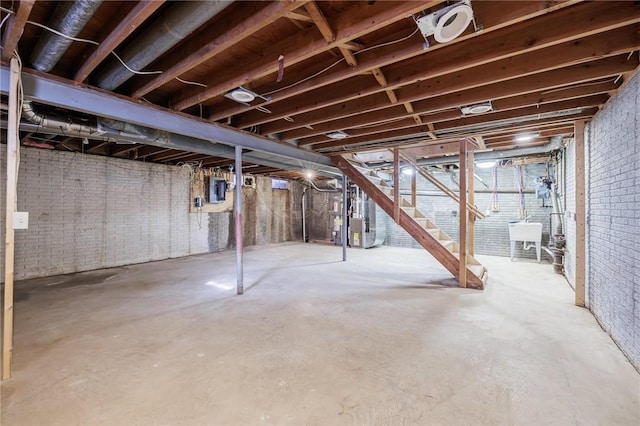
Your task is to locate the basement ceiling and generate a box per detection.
[0,0,638,176]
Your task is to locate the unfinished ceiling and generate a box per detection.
[0,0,638,176]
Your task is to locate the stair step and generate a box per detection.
[468,264,486,279]
[413,217,429,227]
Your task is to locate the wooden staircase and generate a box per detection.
[333,156,488,289]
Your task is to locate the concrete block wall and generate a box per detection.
[584,69,639,369]
[0,147,302,281]
[379,164,553,259]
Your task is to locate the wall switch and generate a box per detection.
[13,212,29,229]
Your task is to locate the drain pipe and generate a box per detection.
[302,187,307,243]
[30,0,103,72]
[93,1,232,90]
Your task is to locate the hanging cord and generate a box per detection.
[492,166,498,205]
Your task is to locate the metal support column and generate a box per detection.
[235,146,243,295]
[342,174,348,261]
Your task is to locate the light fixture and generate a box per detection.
[305,170,315,179]
[461,101,493,115]
[476,160,496,169]
[326,130,349,139]
[416,0,474,45]
[402,168,414,175]
[225,87,256,103]
[515,133,540,142]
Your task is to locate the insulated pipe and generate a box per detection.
[235,145,243,295]
[30,0,103,72]
[94,1,232,90]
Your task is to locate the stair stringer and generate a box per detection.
[333,156,486,289]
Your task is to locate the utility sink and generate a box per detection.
[509,222,543,262]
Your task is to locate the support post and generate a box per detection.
[341,174,347,261]
[574,121,586,306]
[393,148,400,222]
[3,57,20,380]
[459,140,468,288]
[411,167,417,207]
[235,145,243,295]
[468,150,475,256]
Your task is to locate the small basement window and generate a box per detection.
[207,177,227,203]
[272,179,288,190]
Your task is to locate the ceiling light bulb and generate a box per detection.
[402,168,414,175]
[326,131,349,139]
[515,133,539,142]
[229,89,255,103]
[476,160,496,169]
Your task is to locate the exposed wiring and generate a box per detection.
[175,76,207,88]
[27,20,99,45]
[263,58,345,96]
[355,26,419,56]
[110,51,162,75]
[0,12,11,32]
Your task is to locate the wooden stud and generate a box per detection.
[574,120,586,307]
[468,149,475,257]
[338,47,358,67]
[3,57,20,380]
[459,140,468,288]
[304,2,335,42]
[393,147,400,223]
[411,168,417,207]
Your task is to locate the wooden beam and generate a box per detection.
[280,77,618,141]
[393,148,400,222]
[3,57,20,380]
[75,1,164,82]
[310,96,606,150]
[0,0,35,61]
[338,46,358,67]
[411,169,417,207]
[86,141,112,153]
[468,149,475,257]
[285,10,313,23]
[304,2,335,42]
[474,136,486,150]
[459,140,468,288]
[574,120,586,307]
[246,24,638,130]
[207,0,581,122]
[131,1,306,98]
[173,0,439,110]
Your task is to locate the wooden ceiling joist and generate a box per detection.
[170,1,439,111]
[74,0,165,83]
[0,0,35,61]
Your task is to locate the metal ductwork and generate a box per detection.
[93,1,232,90]
[22,101,105,136]
[30,0,103,72]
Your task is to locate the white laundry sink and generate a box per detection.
[509,222,543,262]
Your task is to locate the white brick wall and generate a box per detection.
[585,69,639,370]
[0,148,302,281]
[381,164,553,260]
[564,140,576,287]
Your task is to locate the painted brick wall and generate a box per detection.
[585,70,639,369]
[563,139,577,288]
[379,164,553,260]
[0,147,301,281]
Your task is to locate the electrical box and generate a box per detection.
[208,177,227,203]
[13,212,29,229]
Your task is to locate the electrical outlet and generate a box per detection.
[13,212,29,229]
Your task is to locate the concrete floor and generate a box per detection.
[1,243,639,425]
